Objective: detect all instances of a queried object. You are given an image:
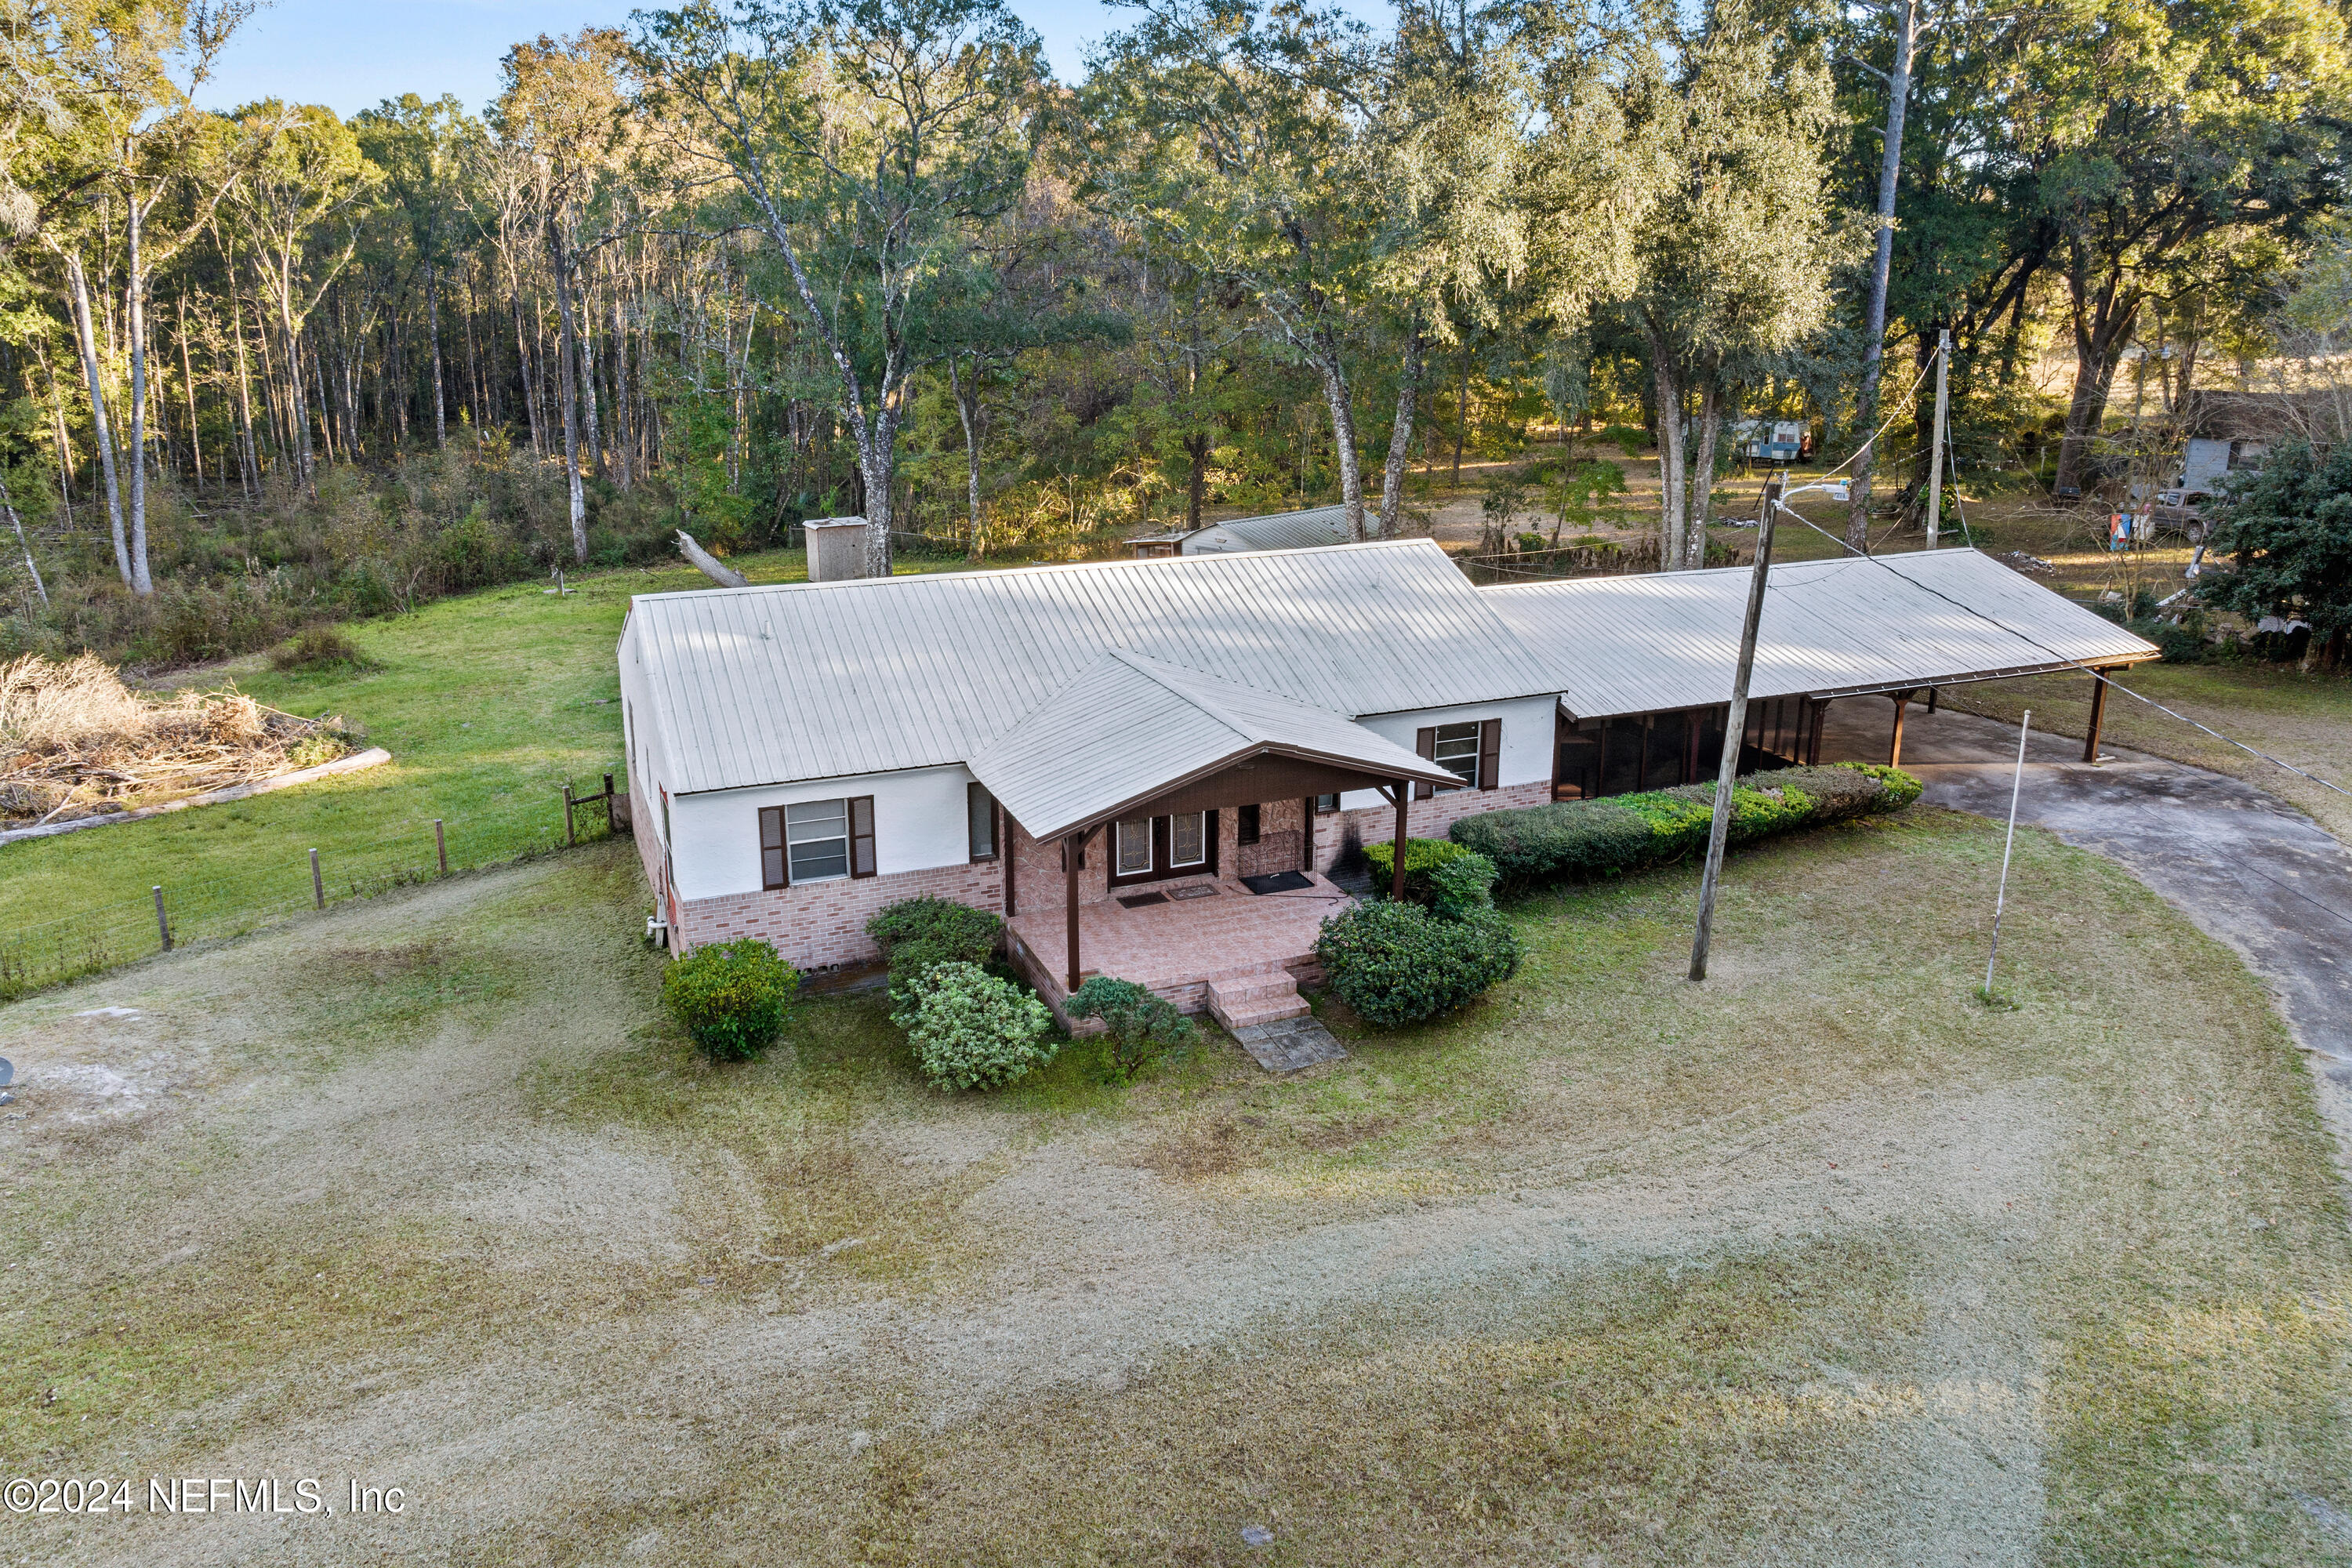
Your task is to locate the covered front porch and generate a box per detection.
[971,648,1460,1031]
[1004,867,1355,1023]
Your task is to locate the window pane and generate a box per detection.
[1171,811,1206,866]
[785,799,848,842]
[788,840,849,881]
[1433,721,1481,786]
[1315,793,1339,813]
[967,785,996,858]
[1237,803,1260,845]
[1116,818,1152,874]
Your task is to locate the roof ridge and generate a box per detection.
[1105,648,1254,736]
[630,536,1441,605]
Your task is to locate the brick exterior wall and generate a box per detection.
[672,858,1005,971]
[1311,781,1554,882]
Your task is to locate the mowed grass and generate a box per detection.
[6,805,2351,1564]
[0,546,970,946]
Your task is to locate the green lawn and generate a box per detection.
[6,808,2350,1563]
[0,546,970,979]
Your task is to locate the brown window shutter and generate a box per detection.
[1479,717,1501,791]
[1414,726,1437,800]
[848,796,877,878]
[759,806,787,889]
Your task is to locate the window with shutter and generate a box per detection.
[849,796,877,878]
[759,806,787,889]
[1478,717,1501,791]
[783,799,850,881]
[1414,727,1438,800]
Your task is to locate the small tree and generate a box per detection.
[663,939,800,1058]
[2207,440,2352,669]
[1066,975,1197,1082]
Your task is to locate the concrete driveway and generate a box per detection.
[1821,696,2352,1176]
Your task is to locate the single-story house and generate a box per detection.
[619,542,2155,1025]
[1129,504,1362,559]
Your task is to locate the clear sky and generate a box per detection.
[194,0,1391,119]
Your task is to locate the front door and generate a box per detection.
[1109,809,1218,886]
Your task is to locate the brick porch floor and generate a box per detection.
[1004,870,1355,1018]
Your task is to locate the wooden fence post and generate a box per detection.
[564,783,576,847]
[153,886,171,953]
[434,818,448,875]
[310,848,324,910]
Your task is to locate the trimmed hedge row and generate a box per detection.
[1449,762,1922,886]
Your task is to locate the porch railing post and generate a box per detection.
[1391,782,1409,902]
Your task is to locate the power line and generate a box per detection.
[1764,503,2352,801]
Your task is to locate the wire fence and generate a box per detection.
[0,775,629,1002]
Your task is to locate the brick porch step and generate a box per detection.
[1207,968,1310,1031]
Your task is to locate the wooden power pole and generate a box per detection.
[1689,474,1782,982]
[1926,328,1951,548]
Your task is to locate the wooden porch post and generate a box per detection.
[1064,829,1085,993]
[1391,782,1409,902]
[2083,668,2111,763]
[1301,796,1316,874]
[1889,691,1911,769]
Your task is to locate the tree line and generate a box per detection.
[0,0,2343,652]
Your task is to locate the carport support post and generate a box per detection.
[2083,668,2111,763]
[1689,476,1780,982]
[1889,691,1910,768]
[1391,782,1409,902]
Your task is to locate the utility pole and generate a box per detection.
[1690,474,1782,982]
[1926,328,1951,548]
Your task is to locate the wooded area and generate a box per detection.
[0,0,2343,663]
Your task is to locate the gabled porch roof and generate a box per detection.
[968,649,1459,841]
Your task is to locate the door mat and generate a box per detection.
[1116,891,1168,909]
[1240,870,1315,895]
[1168,884,1219,901]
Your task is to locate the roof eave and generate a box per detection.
[1004,739,1462,843]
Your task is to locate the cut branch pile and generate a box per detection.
[1,655,358,827]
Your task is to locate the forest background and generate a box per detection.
[0,0,2345,667]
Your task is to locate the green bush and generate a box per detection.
[905,961,1058,1091]
[663,938,800,1060]
[1449,762,1921,887]
[1427,851,1499,920]
[1066,975,1199,1082]
[1598,423,1649,457]
[1363,837,1481,906]
[869,897,1003,1010]
[866,897,1002,964]
[1316,902,1521,1027]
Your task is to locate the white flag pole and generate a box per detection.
[1984,710,2032,997]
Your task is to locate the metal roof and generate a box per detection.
[1481,548,2161,720]
[967,651,1457,840]
[628,539,1555,795]
[1185,505,1361,554]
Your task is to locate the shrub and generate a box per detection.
[1316,902,1520,1027]
[664,938,800,1060]
[866,897,1001,965]
[1363,837,1481,906]
[1067,975,1198,1082]
[1426,851,1499,920]
[905,961,1057,1091]
[271,624,381,674]
[1598,423,1649,457]
[1450,762,1920,887]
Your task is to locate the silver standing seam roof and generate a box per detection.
[1481,548,2161,721]
[967,650,1459,840]
[1183,505,1359,554]
[627,539,1555,797]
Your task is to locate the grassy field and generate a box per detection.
[0,546,968,965]
[6,803,2350,1564]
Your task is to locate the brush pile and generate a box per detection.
[1,655,358,828]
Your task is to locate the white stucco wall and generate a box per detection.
[667,764,978,902]
[1339,695,1558,810]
